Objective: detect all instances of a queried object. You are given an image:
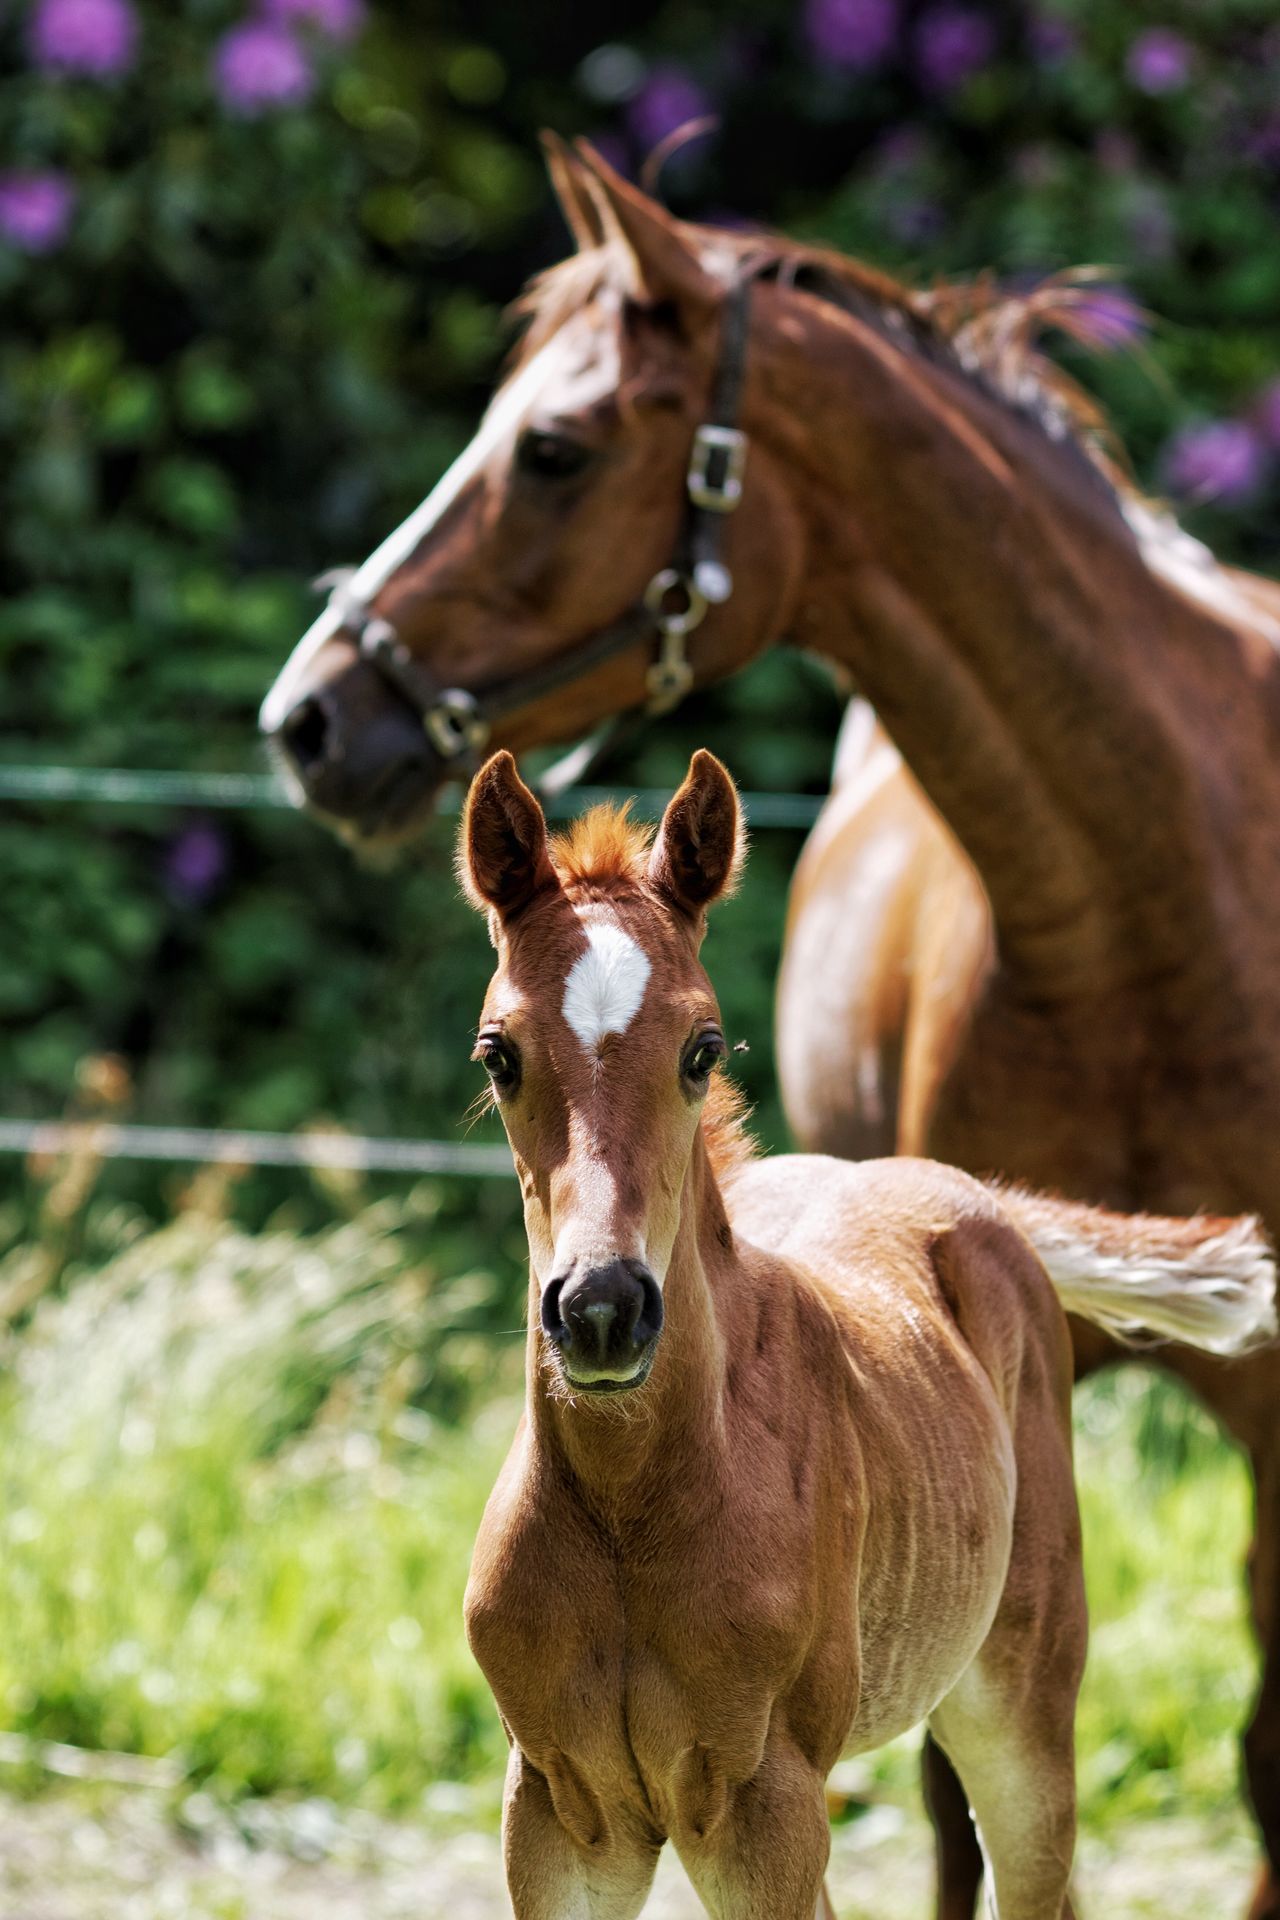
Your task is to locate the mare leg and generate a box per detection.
[1245,1447,1280,1920]
[502,1746,660,1920]
[673,1734,832,1920]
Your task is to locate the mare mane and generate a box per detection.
[546,799,756,1185]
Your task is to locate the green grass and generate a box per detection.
[0,1191,1260,1842]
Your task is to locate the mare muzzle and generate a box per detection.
[541,1259,665,1392]
[271,641,447,838]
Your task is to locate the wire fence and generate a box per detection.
[3,760,825,1178]
[0,763,825,828]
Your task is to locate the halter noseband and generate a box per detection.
[321,276,754,776]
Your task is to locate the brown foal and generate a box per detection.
[460,749,1274,1920]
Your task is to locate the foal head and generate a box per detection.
[261,138,799,844]
[461,748,743,1394]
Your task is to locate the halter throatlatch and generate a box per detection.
[321,275,754,782]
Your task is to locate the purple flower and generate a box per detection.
[915,5,997,93]
[626,63,713,152]
[1126,28,1193,95]
[0,170,76,252]
[1253,382,1280,450]
[27,0,138,77]
[262,0,364,43]
[213,20,314,116]
[1163,421,1265,505]
[1028,14,1076,66]
[803,0,899,72]
[164,823,229,907]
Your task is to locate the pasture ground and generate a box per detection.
[0,1778,1255,1917]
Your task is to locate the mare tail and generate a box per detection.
[994,1187,1277,1356]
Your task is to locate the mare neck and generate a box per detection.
[751,282,1267,1001]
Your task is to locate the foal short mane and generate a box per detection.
[548,801,757,1183]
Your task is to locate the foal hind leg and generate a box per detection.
[929,1637,1080,1920]
[922,1731,986,1920]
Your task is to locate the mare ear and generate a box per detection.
[540,130,607,252]
[572,137,720,320]
[460,752,558,919]
[648,750,744,917]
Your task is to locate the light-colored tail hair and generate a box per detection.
[994,1187,1277,1356]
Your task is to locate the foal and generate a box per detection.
[461,749,1274,1920]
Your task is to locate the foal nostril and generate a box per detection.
[278,694,333,776]
[540,1278,567,1344]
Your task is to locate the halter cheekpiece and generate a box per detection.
[320,275,754,780]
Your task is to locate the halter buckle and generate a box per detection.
[687,425,747,513]
[425,688,491,762]
[646,631,695,714]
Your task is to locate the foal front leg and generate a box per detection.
[502,1746,661,1920]
[673,1735,833,1920]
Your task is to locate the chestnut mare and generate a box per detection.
[459,748,1273,1920]
[260,139,1280,1913]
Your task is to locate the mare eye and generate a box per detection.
[515,430,593,481]
[477,1036,519,1093]
[684,1034,726,1085]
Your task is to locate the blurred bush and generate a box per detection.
[2,0,1279,1165]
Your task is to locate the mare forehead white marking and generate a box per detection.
[259,315,619,731]
[562,920,651,1052]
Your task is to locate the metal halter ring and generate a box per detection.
[643,567,709,638]
[424,688,492,762]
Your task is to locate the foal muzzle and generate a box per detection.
[541,1258,664,1392]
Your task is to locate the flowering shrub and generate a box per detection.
[2,0,1279,1157]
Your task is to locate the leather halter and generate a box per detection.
[320,277,753,777]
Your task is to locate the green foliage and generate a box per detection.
[0,1186,521,1806]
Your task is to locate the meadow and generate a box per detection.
[0,1151,1261,1915]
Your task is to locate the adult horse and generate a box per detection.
[260,140,1280,1915]
[459,746,1272,1920]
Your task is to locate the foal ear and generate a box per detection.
[540,130,607,253]
[572,138,720,319]
[460,752,558,919]
[648,751,744,917]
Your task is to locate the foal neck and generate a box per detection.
[527,1136,731,1514]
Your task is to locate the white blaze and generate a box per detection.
[562,922,651,1052]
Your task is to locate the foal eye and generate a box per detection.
[476,1036,519,1093]
[683,1033,727,1086]
[515,430,594,481]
